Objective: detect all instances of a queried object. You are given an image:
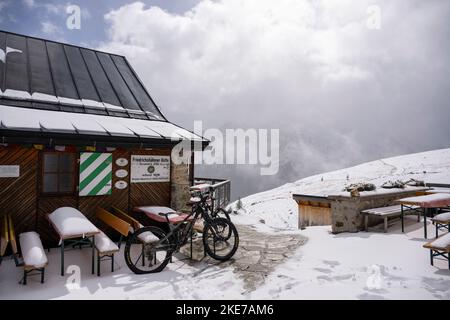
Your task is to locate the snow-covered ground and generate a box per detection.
[0,247,245,300]
[253,222,450,300]
[0,217,448,300]
[1,148,449,299]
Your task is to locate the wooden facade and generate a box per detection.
[0,144,192,247]
[297,200,332,228]
[0,30,207,249]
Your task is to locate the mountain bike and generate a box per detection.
[124,188,239,274]
[193,186,233,240]
[199,187,232,221]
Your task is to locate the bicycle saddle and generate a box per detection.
[158,212,174,217]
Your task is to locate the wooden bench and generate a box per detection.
[423,232,450,269]
[432,211,450,238]
[361,205,419,233]
[95,208,131,276]
[111,206,142,233]
[111,206,162,244]
[1,214,48,284]
[19,231,48,285]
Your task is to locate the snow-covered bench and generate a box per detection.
[97,207,162,272]
[432,211,450,238]
[361,204,419,233]
[2,214,48,284]
[423,232,450,269]
[110,207,159,243]
[95,207,160,275]
[95,208,131,276]
[19,232,48,285]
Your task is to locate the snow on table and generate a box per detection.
[136,206,177,216]
[396,193,450,208]
[134,206,192,224]
[48,207,99,240]
[428,188,450,194]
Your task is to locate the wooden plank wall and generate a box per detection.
[0,146,38,240]
[79,148,130,220]
[1,145,174,247]
[129,148,171,210]
[298,200,332,227]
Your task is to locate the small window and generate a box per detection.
[41,152,76,195]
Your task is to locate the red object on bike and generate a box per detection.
[134,206,194,224]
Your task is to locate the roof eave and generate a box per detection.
[0,129,209,150]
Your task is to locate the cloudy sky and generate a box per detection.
[1,0,450,199]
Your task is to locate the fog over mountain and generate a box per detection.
[99,0,450,199]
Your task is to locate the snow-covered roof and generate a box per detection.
[0,30,163,118]
[0,30,207,144]
[0,105,204,141]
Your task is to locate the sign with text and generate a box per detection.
[0,165,20,178]
[131,155,170,183]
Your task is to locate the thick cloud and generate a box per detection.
[100,0,450,199]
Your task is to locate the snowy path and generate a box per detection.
[221,225,306,293]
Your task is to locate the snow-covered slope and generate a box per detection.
[232,148,450,231]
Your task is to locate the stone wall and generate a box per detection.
[329,189,427,233]
[170,160,192,212]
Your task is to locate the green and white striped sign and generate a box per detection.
[79,152,112,196]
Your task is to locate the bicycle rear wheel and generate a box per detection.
[213,207,231,221]
[202,218,239,261]
[124,226,172,274]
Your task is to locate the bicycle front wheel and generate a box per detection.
[202,218,239,261]
[124,226,172,274]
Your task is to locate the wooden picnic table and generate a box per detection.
[395,193,450,239]
[425,188,450,194]
[47,207,100,276]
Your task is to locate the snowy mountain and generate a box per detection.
[232,148,450,231]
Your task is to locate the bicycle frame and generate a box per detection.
[154,194,217,253]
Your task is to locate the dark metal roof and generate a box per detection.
[0,30,165,121]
